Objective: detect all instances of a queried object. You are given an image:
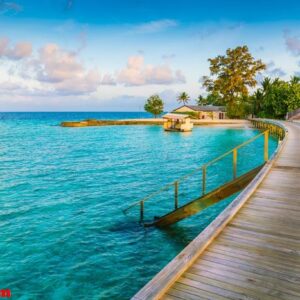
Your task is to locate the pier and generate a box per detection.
[132,120,300,300]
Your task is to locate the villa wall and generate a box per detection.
[199,111,226,120]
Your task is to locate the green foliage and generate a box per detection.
[177,92,190,105]
[227,96,252,119]
[250,76,300,119]
[203,45,266,118]
[144,94,164,118]
[196,92,224,106]
[196,95,209,106]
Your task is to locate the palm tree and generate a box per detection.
[177,92,190,105]
[261,77,272,93]
[290,76,300,85]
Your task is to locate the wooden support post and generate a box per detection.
[202,166,206,196]
[174,181,179,210]
[264,130,269,162]
[140,201,144,222]
[233,148,237,179]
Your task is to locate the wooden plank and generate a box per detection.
[192,258,300,295]
[216,234,300,256]
[213,233,300,262]
[198,254,300,285]
[165,287,208,300]
[244,199,300,212]
[201,251,300,280]
[212,243,300,273]
[172,282,228,300]
[222,226,300,247]
[215,235,300,263]
[210,243,300,270]
[233,211,300,227]
[182,272,279,300]
[178,275,255,300]
[163,293,184,300]
[228,220,300,241]
[186,267,300,300]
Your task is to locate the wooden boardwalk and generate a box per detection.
[162,122,300,300]
[133,121,300,300]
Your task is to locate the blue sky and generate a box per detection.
[0,0,300,111]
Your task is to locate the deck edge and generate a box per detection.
[131,120,288,300]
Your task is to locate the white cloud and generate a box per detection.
[117,55,186,86]
[25,43,101,95]
[36,43,84,82]
[132,19,178,34]
[9,41,32,59]
[0,37,32,60]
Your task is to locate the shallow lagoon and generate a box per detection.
[0,113,277,299]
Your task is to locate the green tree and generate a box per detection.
[177,92,190,105]
[287,76,300,112]
[251,76,300,119]
[196,95,208,106]
[250,89,264,117]
[206,92,224,106]
[144,94,164,118]
[196,93,224,106]
[202,45,266,118]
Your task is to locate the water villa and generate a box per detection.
[163,113,194,132]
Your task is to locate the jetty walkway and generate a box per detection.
[133,121,300,300]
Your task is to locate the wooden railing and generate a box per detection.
[123,120,285,223]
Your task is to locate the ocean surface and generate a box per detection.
[0,112,278,300]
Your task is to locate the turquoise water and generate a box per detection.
[0,113,278,300]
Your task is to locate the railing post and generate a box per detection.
[140,201,144,222]
[174,181,179,210]
[202,166,206,195]
[264,130,269,162]
[233,148,237,179]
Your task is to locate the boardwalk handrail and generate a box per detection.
[123,124,284,222]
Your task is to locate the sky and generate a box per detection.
[0,0,300,111]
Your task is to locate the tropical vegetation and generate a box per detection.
[250,76,300,119]
[144,94,164,118]
[202,45,266,118]
[177,92,190,105]
[199,45,300,119]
